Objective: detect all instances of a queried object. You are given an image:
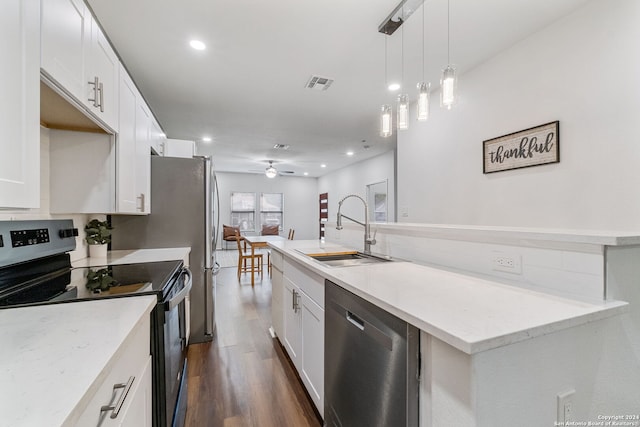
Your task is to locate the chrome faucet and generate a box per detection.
[336,194,376,254]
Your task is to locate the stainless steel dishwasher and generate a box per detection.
[325,280,420,427]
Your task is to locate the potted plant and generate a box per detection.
[84,219,112,258]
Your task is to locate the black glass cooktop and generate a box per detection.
[0,259,183,308]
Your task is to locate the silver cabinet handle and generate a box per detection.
[136,193,145,212]
[88,76,99,108]
[100,376,135,419]
[98,81,104,112]
[292,289,301,313]
[291,289,296,311]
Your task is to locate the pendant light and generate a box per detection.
[380,37,393,137]
[380,104,393,137]
[417,2,430,121]
[397,94,409,130]
[397,4,409,131]
[441,0,457,110]
[265,161,277,178]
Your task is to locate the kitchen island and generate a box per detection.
[268,238,633,426]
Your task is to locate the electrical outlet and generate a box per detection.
[491,251,522,274]
[557,389,575,424]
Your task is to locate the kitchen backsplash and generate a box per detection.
[329,222,606,303]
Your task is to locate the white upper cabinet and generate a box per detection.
[41,0,88,102]
[150,119,166,156]
[41,0,119,132]
[84,16,119,131]
[134,99,151,213]
[116,64,151,214]
[0,0,40,208]
[164,139,195,158]
[117,68,139,213]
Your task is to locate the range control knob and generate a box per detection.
[59,228,79,239]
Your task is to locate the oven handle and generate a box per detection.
[166,267,192,311]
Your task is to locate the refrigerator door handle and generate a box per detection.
[212,261,221,276]
[204,267,216,336]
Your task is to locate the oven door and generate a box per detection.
[163,267,192,427]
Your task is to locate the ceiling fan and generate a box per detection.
[247,160,295,178]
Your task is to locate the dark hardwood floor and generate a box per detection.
[185,265,322,427]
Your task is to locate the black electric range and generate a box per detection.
[0,255,183,308]
[0,219,190,427]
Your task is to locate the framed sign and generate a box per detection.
[483,121,559,174]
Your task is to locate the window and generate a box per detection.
[260,193,284,230]
[230,192,256,231]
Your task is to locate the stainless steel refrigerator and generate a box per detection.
[111,156,220,344]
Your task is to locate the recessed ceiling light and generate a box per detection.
[388,83,401,91]
[303,172,309,176]
[189,40,206,50]
[202,136,212,142]
[321,164,327,168]
[346,151,354,156]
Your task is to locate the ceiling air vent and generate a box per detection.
[280,171,295,174]
[273,144,290,150]
[305,75,334,91]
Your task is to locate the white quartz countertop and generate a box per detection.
[338,222,640,246]
[0,296,156,427]
[270,240,628,354]
[72,247,191,268]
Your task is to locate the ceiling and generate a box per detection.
[86,0,590,177]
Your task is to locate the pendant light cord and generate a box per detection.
[422,1,425,80]
[447,0,451,64]
[401,4,405,87]
[384,36,388,87]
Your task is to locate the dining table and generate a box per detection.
[243,235,286,286]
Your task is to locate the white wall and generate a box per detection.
[398,0,640,230]
[0,127,93,262]
[318,151,396,224]
[215,172,318,244]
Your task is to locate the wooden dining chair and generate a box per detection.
[235,230,263,281]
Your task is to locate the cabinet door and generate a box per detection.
[116,68,138,213]
[135,100,151,213]
[116,66,150,214]
[116,356,152,427]
[0,0,40,208]
[150,119,166,156]
[85,16,119,132]
[271,266,284,338]
[40,0,88,101]
[301,292,324,416]
[164,139,195,158]
[283,277,302,370]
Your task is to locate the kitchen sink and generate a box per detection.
[306,251,395,267]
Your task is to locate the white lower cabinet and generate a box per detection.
[281,257,324,417]
[271,250,284,338]
[75,312,152,427]
[300,291,324,412]
[283,276,302,370]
